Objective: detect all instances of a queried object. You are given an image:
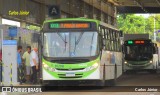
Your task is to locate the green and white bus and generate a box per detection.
[123,39,158,73]
[41,18,123,86]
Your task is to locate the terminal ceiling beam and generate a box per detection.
[155,0,160,6]
[107,0,119,5]
[134,0,147,13]
[115,0,160,13]
[117,7,160,13]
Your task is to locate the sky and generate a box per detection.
[135,14,151,18]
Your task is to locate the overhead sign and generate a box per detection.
[49,23,90,29]
[3,40,17,45]
[135,40,144,44]
[48,5,60,17]
[126,40,151,45]
[8,27,17,37]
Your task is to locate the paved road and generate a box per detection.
[1,92,159,95]
[116,71,160,86]
[1,71,160,95]
[18,92,160,95]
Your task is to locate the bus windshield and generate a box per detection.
[43,31,99,58]
[124,45,153,61]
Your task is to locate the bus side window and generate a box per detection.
[101,35,106,50]
[98,26,103,50]
[99,35,103,50]
[99,26,106,50]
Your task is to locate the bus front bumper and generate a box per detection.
[124,62,156,70]
[42,80,102,86]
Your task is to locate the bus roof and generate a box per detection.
[43,18,99,24]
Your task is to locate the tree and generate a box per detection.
[117,14,160,41]
[145,15,160,38]
[26,25,40,31]
[117,14,145,34]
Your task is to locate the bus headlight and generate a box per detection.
[49,68,55,72]
[43,63,49,69]
[43,62,55,72]
[85,62,99,71]
[124,61,127,64]
[150,61,153,63]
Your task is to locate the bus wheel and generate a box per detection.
[95,81,105,88]
[149,70,157,74]
[42,84,47,91]
[105,79,116,86]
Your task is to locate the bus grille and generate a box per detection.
[56,68,85,71]
[58,74,83,78]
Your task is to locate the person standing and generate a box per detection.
[30,48,39,84]
[17,46,23,85]
[0,50,2,62]
[0,50,2,82]
[22,46,31,83]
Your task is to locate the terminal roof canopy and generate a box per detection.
[108,0,160,13]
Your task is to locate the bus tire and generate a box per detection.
[149,70,157,74]
[105,79,115,86]
[95,81,105,88]
[41,84,47,91]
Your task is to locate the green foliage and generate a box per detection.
[117,14,160,39]
[26,25,40,31]
[117,14,145,34]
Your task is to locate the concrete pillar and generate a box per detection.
[101,14,104,21]
[20,22,26,28]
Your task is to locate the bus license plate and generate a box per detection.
[66,73,75,77]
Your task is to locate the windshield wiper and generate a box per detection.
[57,33,67,52]
[90,33,94,56]
[75,32,84,45]
[74,36,77,53]
[64,34,67,52]
[73,32,84,53]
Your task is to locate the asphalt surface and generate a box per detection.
[1,71,160,95]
